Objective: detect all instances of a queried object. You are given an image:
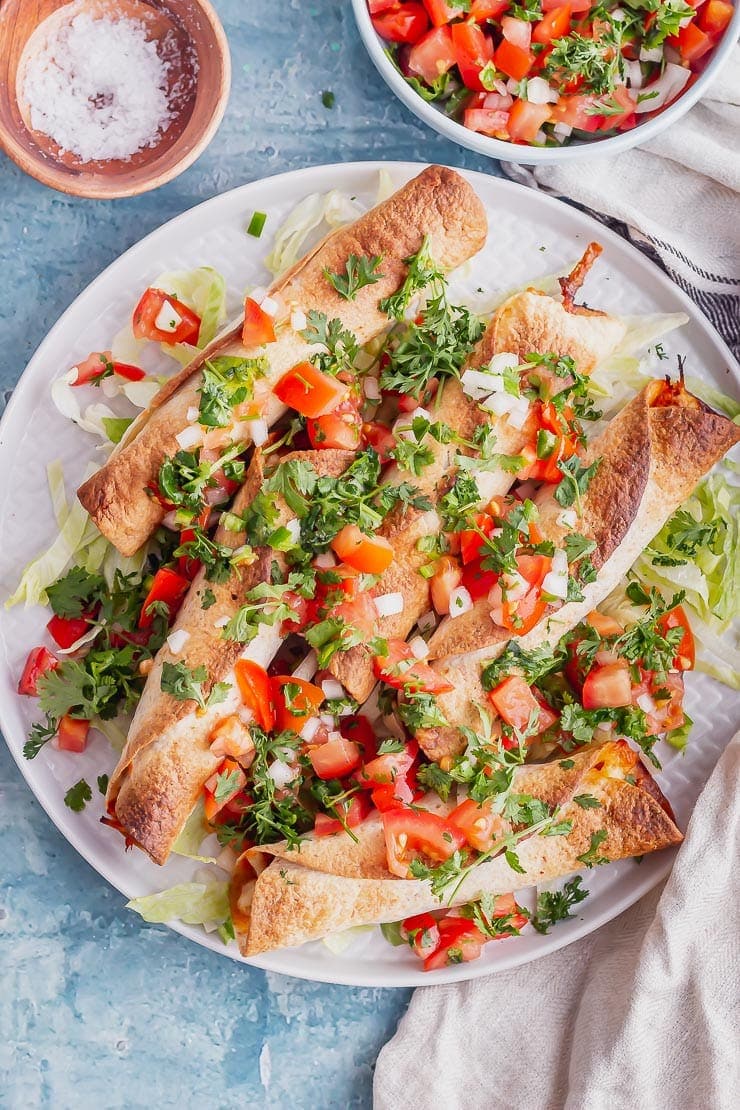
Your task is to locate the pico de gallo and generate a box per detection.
[368,0,736,146]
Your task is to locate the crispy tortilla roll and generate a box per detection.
[328,249,626,702]
[233,741,681,955]
[79,166,487,556]
[106,448,354,865]
[417,379,740,761]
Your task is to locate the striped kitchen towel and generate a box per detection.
[503,44,740,362]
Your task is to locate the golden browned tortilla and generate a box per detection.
[416,381,740,761]
[78,167,487,556]
[107,448,353,865]
[232,741,681,955]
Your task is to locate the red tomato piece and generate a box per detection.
[309,737,362,780]
[582,662,633,709]
[489,674,548,733]
[271,676,325,733]
[470,0,509,17]
[678,20,714,61]
[340,714,379,761]
[209,715,256,763]
[307,398,363,450]
[18,645,59,696]
[585,610,624,638]
[138,567,190,629]
[699,0,733,33]
[70,351,112,386]
[274,361,349,418]
[363,421,396,464]
[383,808,466,878]
[402,912,441,958]
[464,107,511,135]
[331,524,395,574]
[533,4,572,43]
[334,592,379,639]
[57,715,90,753]
[550,94,602,131]
[448,798,503,852]
[204,758,248,823]
[314,793,371,836]
[361,742,417,787]
[657,605,695,671]
[369,0,399,12]
[373,2,430,42]
[132,288,201,345]
[461,557,499,601]
[46,614,91,649]
[430,554,463,615]
[374,639,454,695]
[242,296,276,347]
[407,25,457,85]
[422,0,463,25]
[459,512,496,565]
[234,659,276,732]
[494,39,535,81]
[451,20,495,91]
[507,98,551,141]
[422,916,486,971]
[371,777,415,811]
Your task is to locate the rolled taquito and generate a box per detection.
[233,740,681,955]
[79,166,487,556]
[417,379,740,761]
[327,247,627,702]
[106,447,354,865]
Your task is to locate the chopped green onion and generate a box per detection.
[247,211,267,239]
[321,90,335,109]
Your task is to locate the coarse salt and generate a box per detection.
[23,12,177,163]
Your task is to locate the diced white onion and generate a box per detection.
[375,592,404,617]
[635,63,690,113]
[363,376,381,401]
[489,352,519,375]
[533,130,547,144]
[167,629,190,654]
[482,391,518,416]
[285,518,301,545]
[551,549,569,576]
[162,510,178,530]
[176,425,204,450]
[553,122,573,139]
[595,649,620,667]
[122,379,160,409]
[214,615,230,628]
[557,509,577,529]
[260,295,280,317]
[637,692,657,715]
[101,375,120,398]
[154,301,182,333]
[205,487,228,507]
[291,308,307,332]
[448,586,473,617]
[314,551,336,569]
[417,610,436,634]
[250,285,268,304]
[393,407,431,439]
[506,78,519,94]
[215,845,238,874]
[321,678,344,700]
[292,651,318,681]
[526,77,558,105]
[300,716,321,742]
[267,760,295,788]
[505,397,531,430]
[319,714,336,728]
[541,570,568,600]
[639,45,663,63]
[409,635,429,659]
[247,418,269,447]
[461,368,498,400]
[503,570,528,602]
[186,405,199,422]
[625,60,643,90]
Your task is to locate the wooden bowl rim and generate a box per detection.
[0,0,231,199]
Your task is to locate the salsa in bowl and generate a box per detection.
[354,0,738,160]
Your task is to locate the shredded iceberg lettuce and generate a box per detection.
[153,266,227,347]
[685,377,740,423]
[172,800,218,863]
[126,881,229,926]
[264,189,365,277]
[321,925,374,954]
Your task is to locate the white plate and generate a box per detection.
[0,161,737,988]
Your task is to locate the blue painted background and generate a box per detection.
[0,2,501,1106]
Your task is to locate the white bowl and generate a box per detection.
[351,0,740,164]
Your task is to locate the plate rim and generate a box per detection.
[0,158,736,988]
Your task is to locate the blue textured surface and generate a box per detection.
[0,2,501,1106]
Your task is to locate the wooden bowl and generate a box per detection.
[0,0,230,198]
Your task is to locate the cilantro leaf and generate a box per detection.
[532,876,589,934]
[64,779,92,813]
[576,829,609,868]
[324,254,384,301]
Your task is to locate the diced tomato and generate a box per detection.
[401,912,440,958]
[582,661,632,709]
[451,21,494,91]
[331,524,394,574]
[460,512,496,565]
[371,777,415,810]
[699,0,733,33]
[204,758,247,823]
[209,715,256,764]
[176,527,202,581]
[314,793,371,836]
[647,671,686,735]
[138,567,190,629]
[464,107,511,135]
[280,590,310,634]
[242,296,276,347]
[494,39,534,81]
[592,84,636,131]
[373,2,429,42]
[514,552,551,592]
[307,399,362,450]
[374,639,454,695]
[309,737,362,780]
[18,645,59,696]
[340,714,379,761]
[274,361,348,418]
[46,614,91,649]
[407,25,457,85]
[70,351,112,385]
[585,610,624,638]
[361,741,417,787]
[383,808,466,878]
[422,0,463,26]
[234,659,275,732]
[422,916,486,971]
[488,674,556,734]
[369,0,397,13]
[363,421,396,464]
[678,21,714,61]
[461,557,498,601]
[489,553,551,636]
[657,605,695,671]
[543,0,589,8]
[470,0,509,17]
[502,16,532,48]
[449,798,503,852]
[334,592,379,638]
[550,93,602,131]
[132,288,201,345]
[526,431,577,483]
[215,788,253,830]
[533,5,572,43]
[430,555,463,615]
[507,98,551,141]
[271,676,325,733]
[57,715,90,753]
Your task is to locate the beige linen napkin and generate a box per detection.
[374,733,739,1110]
